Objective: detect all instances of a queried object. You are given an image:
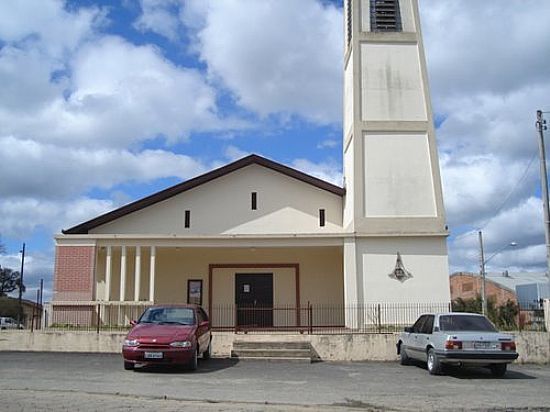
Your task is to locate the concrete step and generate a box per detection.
[232,341,310,350]
[230,355,312,363]
[231,348,312,358]
[231,341,313,362]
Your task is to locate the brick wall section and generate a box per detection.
[450,273,517,306]
[54,246,96,301]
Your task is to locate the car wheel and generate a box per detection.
[399,345,410,366]
[188,348,198,371]
[490,363,507,377]
[123,361,134,371]
[203,339,212,360]
[427,348,442,375]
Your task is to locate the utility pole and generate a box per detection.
[17,242,25,327]
[536,110,550,279]
[478,231,487,316]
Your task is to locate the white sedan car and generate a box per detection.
[396,312,518,377]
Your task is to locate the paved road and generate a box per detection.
[0,352,549,411]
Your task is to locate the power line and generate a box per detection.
[477,150,538,232]
[452,150,538,243]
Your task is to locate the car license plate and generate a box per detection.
[474,341,491,349]
[144,351,163,359]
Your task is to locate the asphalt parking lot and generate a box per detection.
[1,352,549,411]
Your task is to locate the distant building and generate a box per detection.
[0,296,43,329]
[451,271,550,307]
[450,272,517,307]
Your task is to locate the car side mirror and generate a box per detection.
[130,320,137,326]
[404,326,412,333]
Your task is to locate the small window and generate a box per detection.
[319,209,326,227]
[462,282,473,292]
[251,192,257,210]
[184,210,191,228]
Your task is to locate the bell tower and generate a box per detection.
[343,0,450,306]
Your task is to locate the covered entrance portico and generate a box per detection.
[52,235,345,331]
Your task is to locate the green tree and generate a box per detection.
[451,296,481,313]
[451,295,518,331]
[497,300,519,330]
[0,266,24,297]
[0,296,22,318]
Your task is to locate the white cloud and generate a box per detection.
[134,0,183,42]
[0,135,207,199]
[0,251,55,301]
[181,0,343,124]
[317,139,339,149]
[440,153,538,227]
[0,0,103,58]
[0,35,240,148]
[420,0,550,98]
[448,197,546,273]
[291,158,342,186]
[224,145,252,162]
[0,197,114,239]
[419,1,550,274]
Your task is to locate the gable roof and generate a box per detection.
[63,154,345,235]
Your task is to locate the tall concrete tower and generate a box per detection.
[343,0,450,306]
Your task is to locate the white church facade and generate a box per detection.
[52,0,451,329]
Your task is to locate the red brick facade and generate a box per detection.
[54,245,96,301]
[450,273,517,306]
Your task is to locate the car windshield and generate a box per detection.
[439,315,497,332]
[139,307,195,325]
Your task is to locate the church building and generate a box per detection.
[52,0,451,329]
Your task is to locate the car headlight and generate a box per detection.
[123,339,139,347]
[169,340,192,348]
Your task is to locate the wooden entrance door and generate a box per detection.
[235,273,273,328]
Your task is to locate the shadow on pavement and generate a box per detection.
[444,366,536,380]
[407,360,536,380]
[132,358,239,374]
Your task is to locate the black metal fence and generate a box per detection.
[42,302,450,334]
[45,302,152,332]
[518,300,547,332]
[210,302,451,334]
[41,300,548,334]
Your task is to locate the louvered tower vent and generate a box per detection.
[370,0,402,32]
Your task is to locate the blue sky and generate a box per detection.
[1,0,550,301]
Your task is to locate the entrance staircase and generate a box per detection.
[231,340,314,363]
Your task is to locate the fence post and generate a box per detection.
[96,303,101,334]
[377,303,381,334]
[308,302,313,335]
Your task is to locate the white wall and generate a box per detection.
[356,236,450,303]
[344,50,354,138]
[363,132,436,217]
[343,141,355,228]
[361,43,427,122]
[90,165,343,236]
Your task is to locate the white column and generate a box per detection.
[120,246,127,301]
[104,246,112,301]
[149,246,156,302]
[134,246,141,301]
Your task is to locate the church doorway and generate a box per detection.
[235,273,273,328]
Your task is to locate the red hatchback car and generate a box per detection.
[122,304,212,371]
